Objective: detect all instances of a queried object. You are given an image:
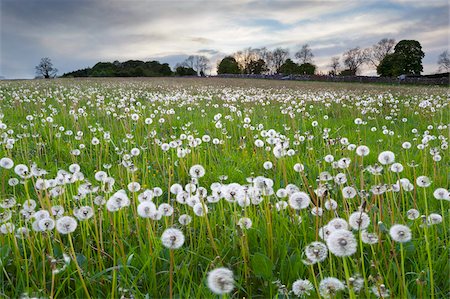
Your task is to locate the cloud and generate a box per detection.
[1,0,448,78]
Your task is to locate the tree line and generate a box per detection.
[217,39,447,77]
[37,38,449,79]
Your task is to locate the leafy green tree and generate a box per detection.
[298,63,316,75]
[377,40,425,76]
[175,66,197,76]
[392,40,424,75]
[217,56,241,74]
[246,59,267,74]
[278,59,301,75]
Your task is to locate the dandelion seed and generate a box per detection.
[427,213,442,225]
[361,230,379,244]
[407,209,420,220]
[237,217,252,229]
[326,229,357,257]
[0,157,14,169]
[292,279,314,297]
[305,241,328,264]
[161,228,185,249]
[348,211,370,230]
[178,214,192,226]
[389,224,412,243]
[189,164,206,178]
[207,267,234,295]
[288,192,311,210]
[319,277,345,298]
[378,151,395,165]
[416,176,431,187]
[56,216,78,234]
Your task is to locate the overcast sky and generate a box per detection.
[1,0,448,78]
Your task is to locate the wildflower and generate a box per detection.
[128,182,141,192]
[0,157,14,169]
[189,165,205,178]
[428,213,442,225]
[304,241,328,264]
[361,230,379,244]
[356,145,370,156]
[292,279,314,297]
[178,214,192,226]
[161,228,185,249]
[348,211,371,230]
[406,209,420,220]
[263,161,273,170]
[75,206,94,220]
[193,201,208,215]
[207,267,234,295]
[324,199,338,210]
[342,186,357,199]
[293,163,304,172]
[319,277,345,298]
[326,229,357,257]
[137,201,157,218]
[158,203,174,217]
[389,224,412,243]
[416,176,431,187]
[377,151,395,165]
[56,216,78,234]
[327,218,349,232]
[238,217,252,229]
[371,284,390,298]
[288,192,311,210]
[38,218,55,231]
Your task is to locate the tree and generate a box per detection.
[377,40,425,76]
[437,50,450,72]
[329,56,341,75]
[272,48,290,73]
[217,56,241,74]
[298,63,316,75]
[35,57,58,79]
[392,40,424,75]
[342,47,367,75]
[175,66,197,76]
[295,44,314,64]
[181,55,210,75]
[246,59,267,74]
[278,59,301,75]
[233,48,261,74]
[377,53,401,77]
[366,38,396,68]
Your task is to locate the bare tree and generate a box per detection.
[295,44,314,64]
[272,48,290,73]
[233,48,261,74]
[342,47,367,75]
[182,55,210,75]
[35,57,58,79]
[366,38,396,68]
[329,56,341,75]
[257,47,273,74]
[437,50,450,72]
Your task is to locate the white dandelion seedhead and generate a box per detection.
[161,228,185,249]
[319,277,345,298]
[416,176,431,188]
[137,201,157,218]
[178,214,192,226]
[288,192,311,210]
[326,229,357,257]
[56,216,78,234]
[291,279,314,297]
[406,209,420,220]
[0,157,14,169]
[356,145,370,157]
[327,218,349,232]
[237,217,252,229]
[342,186,357,199]
[348,211,371,230]
[304,241,328,264]
[389,224,412,243]
[377,151,395,165]
[207,267,234,295]
[189,164,205,178]
[361,230,379,245]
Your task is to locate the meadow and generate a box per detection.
[0,78,448,298]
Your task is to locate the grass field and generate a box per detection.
[0,78,448,298]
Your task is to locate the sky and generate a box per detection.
[1,0,448,79]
